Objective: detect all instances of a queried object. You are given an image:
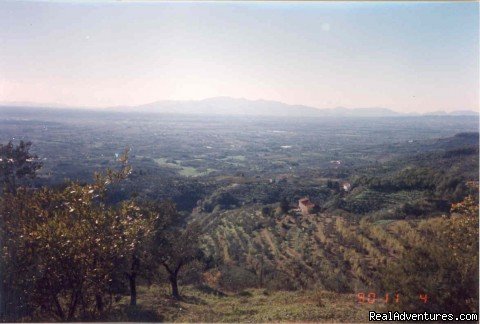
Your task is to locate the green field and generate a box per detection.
[154,158,215,177]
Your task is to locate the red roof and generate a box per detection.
[299,198,315,208]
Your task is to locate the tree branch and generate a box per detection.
[162,262,173,275]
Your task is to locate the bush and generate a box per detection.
[218,266,259,292]
[264,271,298,291]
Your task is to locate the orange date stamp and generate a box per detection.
[356,292,428,304]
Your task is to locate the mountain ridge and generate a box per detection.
[0,97,478,117]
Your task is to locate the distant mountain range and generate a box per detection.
[106,97,479,117]
[423,110,479,116]
[1,97,478,117]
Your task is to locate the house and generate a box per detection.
[298,197,318,215]
[341,182,352,192]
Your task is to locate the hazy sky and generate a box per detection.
[0,1,478,113]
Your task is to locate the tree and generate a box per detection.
[152,207,203,299]
[380,190,479,313]
[0,149,136,321]
[115,200,165,306]
[261,206,272,217]
[279,197,290,214]
[0,141,42,194]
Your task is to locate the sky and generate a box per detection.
[0,1,478,113]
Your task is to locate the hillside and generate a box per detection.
[105,285,384,322]
[187,137,479,308]
[191,196,478,315]
[197,206,415,292]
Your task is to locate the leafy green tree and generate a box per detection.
[0,141,42,194]
[151,207,203,299]
[113,201,153,306]
[0,149,141,321]
[115,200,173,306]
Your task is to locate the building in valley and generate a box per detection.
[298,197,319,215]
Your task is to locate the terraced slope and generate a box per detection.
[196,206,428,292]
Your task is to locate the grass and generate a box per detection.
[219,155,247,167]
[225,155,246,161]
[107,285,385,322]
[373,219,396,226]
[154,158,215,177]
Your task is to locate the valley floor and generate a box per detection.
[106,285,385,322]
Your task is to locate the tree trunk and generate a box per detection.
[95,294,104,313]
[259,256,264,287]
[129,273,137,306]
[163,262,182,299]
[67,291,79,321]
[169,274,180,300]
[53,295,65,321]
[128,255,139,306]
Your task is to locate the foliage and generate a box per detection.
[217,265,259,292]
[0,149,144,321]
[0,141,42,194]
[380,193,479,313]
[152,207,204,299]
